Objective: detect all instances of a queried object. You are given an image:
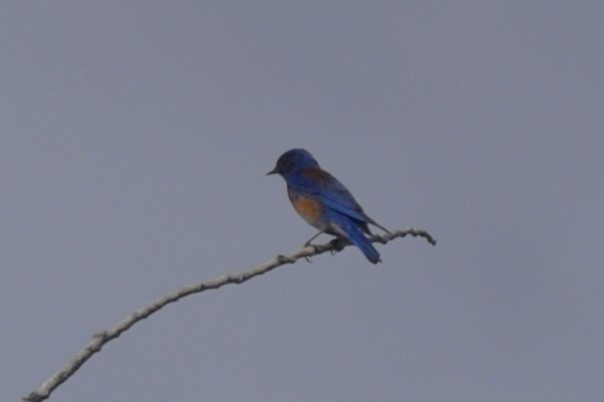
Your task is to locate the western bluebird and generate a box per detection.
[267,149,390,264]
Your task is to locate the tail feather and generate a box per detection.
[352,233,381,264]
[333,217,381,264]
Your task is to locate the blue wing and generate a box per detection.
[287,168,386,232]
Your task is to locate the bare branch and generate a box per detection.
[23,227,435,402]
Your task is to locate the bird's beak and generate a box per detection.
[266,167,278,176]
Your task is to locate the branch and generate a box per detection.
[23,227,435,402]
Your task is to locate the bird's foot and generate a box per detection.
[329,238,347,254]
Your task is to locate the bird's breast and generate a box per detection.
[288,191,325,230]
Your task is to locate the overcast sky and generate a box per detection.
[2,1,603,401]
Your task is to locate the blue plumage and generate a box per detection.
[267,149,390,264]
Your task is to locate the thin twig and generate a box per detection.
[23,227,435,402]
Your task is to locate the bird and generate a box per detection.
[267,148,390,264]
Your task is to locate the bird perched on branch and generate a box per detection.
[267,149,390,264]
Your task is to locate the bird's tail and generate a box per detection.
[334,217,381,264]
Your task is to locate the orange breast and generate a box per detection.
[291,195,324,228]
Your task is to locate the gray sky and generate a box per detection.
[2,1,603,401]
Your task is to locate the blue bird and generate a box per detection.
[267,149,390,264]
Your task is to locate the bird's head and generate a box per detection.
[267,149,320,177]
